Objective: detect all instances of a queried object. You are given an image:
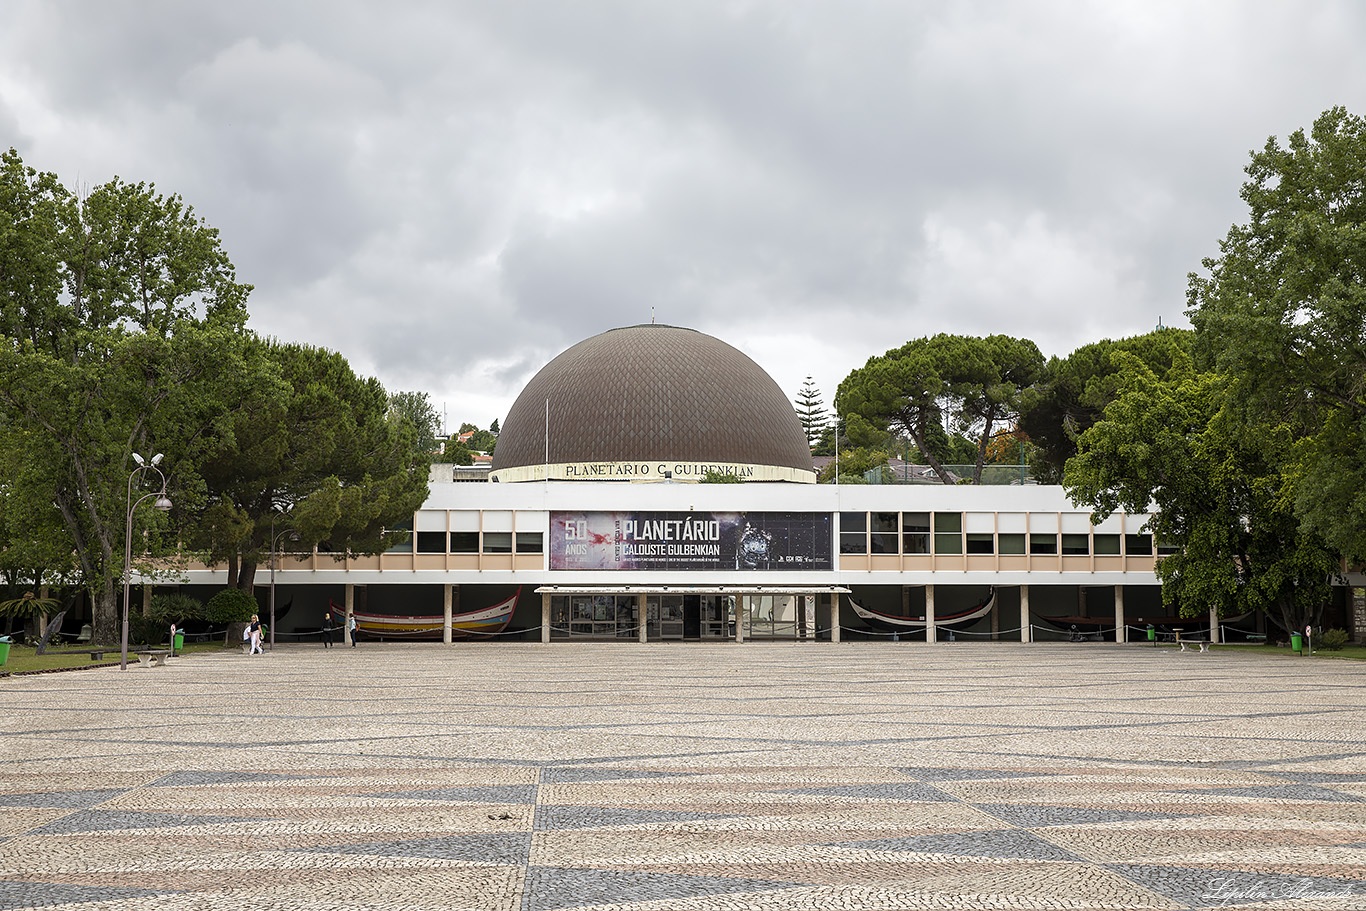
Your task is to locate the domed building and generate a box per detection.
[170,324,1175,648]
[491,324,815,483]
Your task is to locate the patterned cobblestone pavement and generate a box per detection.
[3,642,1366,909]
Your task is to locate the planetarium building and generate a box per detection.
[175,324,1197,644]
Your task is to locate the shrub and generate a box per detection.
[149,593,204,624]
[205,588,259,623]
[1317,628,1350,651]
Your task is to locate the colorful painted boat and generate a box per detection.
[332,588,520,640]
[849,587,996,630]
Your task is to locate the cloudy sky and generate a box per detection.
[3,1,1363,431]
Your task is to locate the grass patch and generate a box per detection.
[0,640,231,674]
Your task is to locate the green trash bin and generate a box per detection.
[0,638,10,667]
[1291,633,1303,653]
[173,632,185,655]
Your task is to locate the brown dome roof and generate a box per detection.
[491,325,813,481]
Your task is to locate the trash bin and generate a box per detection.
[1147,625,1156,646]
[0,637,10,667]
[1291,633,1303,653]
[173,631,185,654]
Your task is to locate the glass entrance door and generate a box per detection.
[745,594,799,638]
[647,595,685,639]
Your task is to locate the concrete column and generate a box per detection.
[638,594,647,644]
[541,592,551,644]
[344,584,355,642]
[1020,585,1031,642]
[926,584,937,644]
[1115,586,1126,643]
[804,595,816,640]
[830,593,841,643]
[443,585,453,644]
[1209,605,1220,643]
[736,596,745,644]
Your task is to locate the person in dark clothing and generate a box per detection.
[321,611,334,648]
[348,614,358,647]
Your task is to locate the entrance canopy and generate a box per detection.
[534,585,850,595]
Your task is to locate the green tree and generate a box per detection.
[794,376,828,448]
[389,390,441,455]
[836,334,1043,484]
[0,150,254,645]
[1188,106,1366,561]
[489,418,500,434]
[187,340,432,591]
[205,587,259,646]
[445,439,474,465]
[464,428,497,453]
[1020,329,1192,483]
[1064,354,1338,633]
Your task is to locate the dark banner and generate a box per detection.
[550,511,832,571]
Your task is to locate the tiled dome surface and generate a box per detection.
[491,325,812,475]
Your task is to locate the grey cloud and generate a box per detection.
[2,0,1365,427]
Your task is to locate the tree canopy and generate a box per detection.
[1064,354,1338,633]
[0,149,432,643]
[1189,105,1366,562]
[1020,329,1192,483]
[835,334,1043,484]
[0,149,255,642]
[188,340,432,591]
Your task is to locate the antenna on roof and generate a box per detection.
[651,306,655,324]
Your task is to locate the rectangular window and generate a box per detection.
[450,531,480,554]
[483,532,513,554]
[515,532,543,554]
[933,512,962,555]
[871,512,899,554]
[1093,534,1121,555]
[998,533,1026,555]
[839,512,867,554]
[1125,534,1153,555]
[415,531,447,554]
[966,533,994,555]
[1029,533,1057,555]
[901,512,930,554]
[1061,533,1090,555]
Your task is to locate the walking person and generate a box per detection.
[249,614,263,655]
[321,611,334,649]
[348,613,358,647]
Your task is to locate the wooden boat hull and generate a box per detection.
[849,588,996,630]
[338,589,519,640]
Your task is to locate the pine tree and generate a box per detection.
[794,377,829,448]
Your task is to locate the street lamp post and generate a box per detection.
[269,525,300,651]
[123,453,171,671]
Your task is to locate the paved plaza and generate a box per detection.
[3,642,1366,910]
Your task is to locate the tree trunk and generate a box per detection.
[235,561,258,593]
[225,621,248,648]
[91,577,120,645]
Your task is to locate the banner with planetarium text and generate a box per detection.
[549,511,832,571]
